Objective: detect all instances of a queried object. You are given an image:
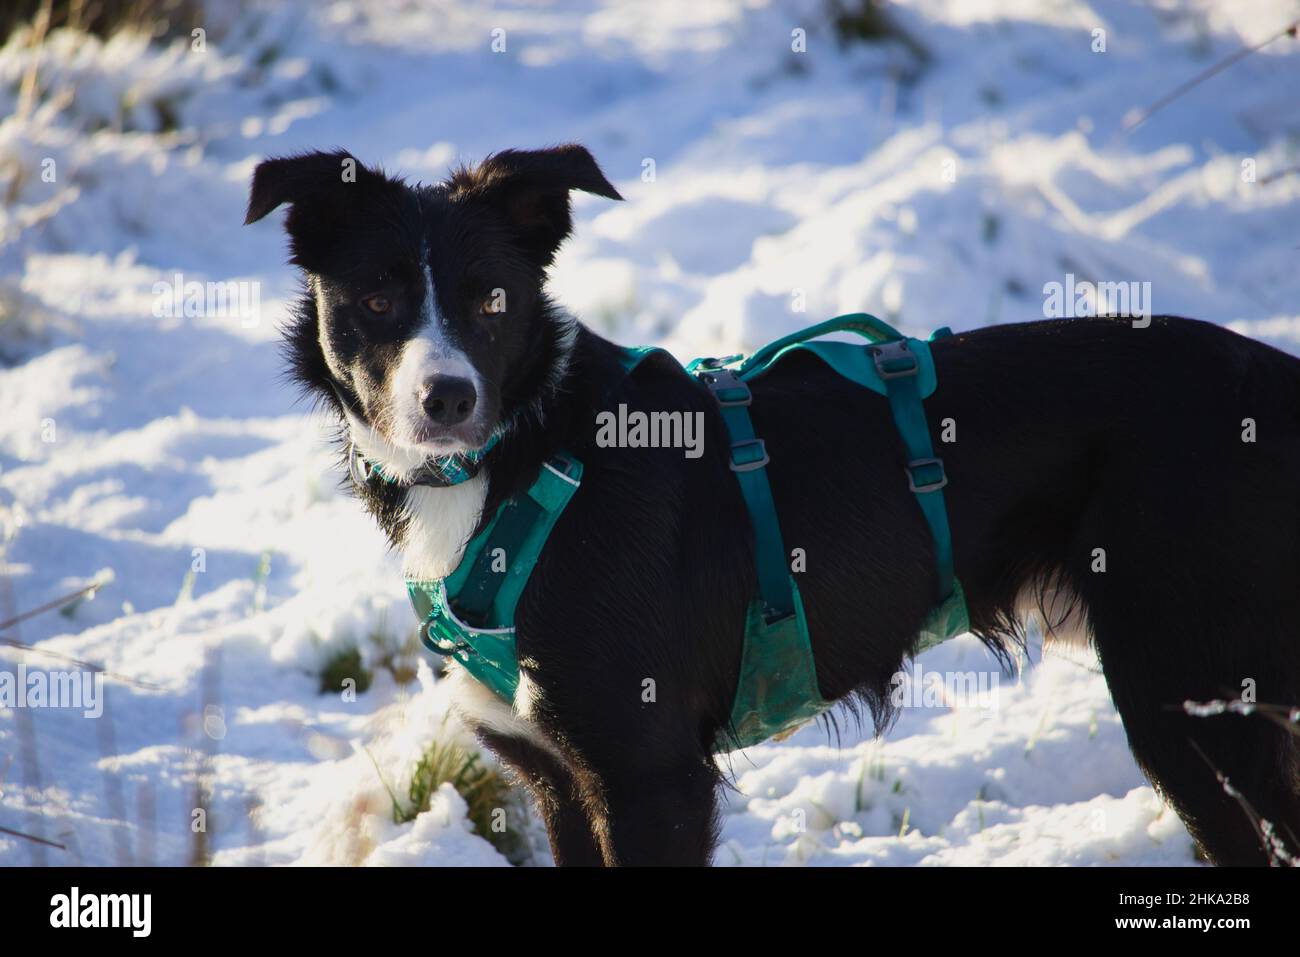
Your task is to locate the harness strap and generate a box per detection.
[695,362,828,749]
[698,366,793,622]
[694,313,965,749]
[407,453,584,703]
[452,494,544,626]
[870,336,955,603]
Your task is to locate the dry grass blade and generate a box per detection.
[1122,19,1300,133]
[0,637,165,691]
[15,0,53,122]
[0,575,112,632]
[1187,739,1298,866]
[0,823,66,850]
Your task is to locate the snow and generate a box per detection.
[2,0,1297,866]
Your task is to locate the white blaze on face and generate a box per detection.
[388,263,484,452]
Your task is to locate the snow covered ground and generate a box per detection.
[1,0,1298,866]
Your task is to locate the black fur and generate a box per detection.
[249,146,1300,866]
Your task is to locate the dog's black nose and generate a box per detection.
[422,376,477,426]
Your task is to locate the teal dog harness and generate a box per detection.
[404,313,968,752]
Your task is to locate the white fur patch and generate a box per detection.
[1017,577,1092,651]
[400,474,488,579]
[514,669,543,721]
[387,265,486,452]
[443,665,559,759]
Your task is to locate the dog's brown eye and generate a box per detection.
[480,295,504,316]
[363,295,391,315]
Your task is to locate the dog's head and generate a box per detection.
[244,145,621,476]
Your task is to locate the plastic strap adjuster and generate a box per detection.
[699,368,753,408]
[871,339,919,380]
[905,457,947,493]
[761,604,796,627]
[730,438,770,472]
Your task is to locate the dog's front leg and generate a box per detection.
[476,728,604,866]
[486,722,722,865]
[586,759,722,866]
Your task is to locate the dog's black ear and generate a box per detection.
[452,144,622,266]
[245,150,399,269]
[244,150,374,225]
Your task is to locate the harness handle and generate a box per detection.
[739,312,901,377]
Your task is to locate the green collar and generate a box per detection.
[350,432,501,489]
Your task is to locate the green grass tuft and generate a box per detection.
[319,646,372,695]
[402,736,532,865]
[825,0,929,64]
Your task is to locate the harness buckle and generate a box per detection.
[699,367,753,408]
[871,339,919,380]
[729,438,770,472]
[761,605,796,627]
[546,451,582,481]
[348,442,386,486]
[423,622,475,658]
[905,457,948,493]
[693,354,742,371]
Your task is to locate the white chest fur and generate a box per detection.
[400,475,488,580]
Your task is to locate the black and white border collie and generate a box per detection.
[246,144,1300,866]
